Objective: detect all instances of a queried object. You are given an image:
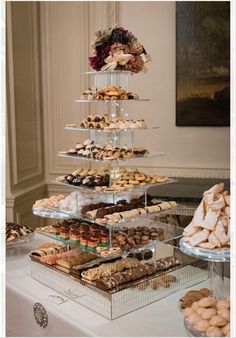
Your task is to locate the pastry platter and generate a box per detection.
[180,237,230,263]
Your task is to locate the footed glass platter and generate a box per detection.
[51,178,177,195]
[64,126,159,133]
[32,207,72,219]
[179,238,230,263]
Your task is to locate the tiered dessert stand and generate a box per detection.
[30,70,210,320]
[33,69,179,251]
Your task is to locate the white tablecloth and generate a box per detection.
[6,234,227,337]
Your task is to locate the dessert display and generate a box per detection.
[58,138,148,161]
[56,166,170,192]
[182,295,230,337]
[81,86,139,101]
[29,25,220,321]
[6,222,34,242]
[89,25,150,72]
[182,183,230,251]
[179,288,211,309]
[79,114,147,130]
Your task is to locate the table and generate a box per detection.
[6,234,228,337]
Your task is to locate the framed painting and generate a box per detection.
[176,2,230,126]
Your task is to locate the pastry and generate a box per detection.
[188,313,202,325]
[222,323,230,336]
[216,299,230,310]
[195,319,210,331]
[198,297,217,308]
[209,315,228,327]
[206,326,223,337]
[201,308,217,319]
[183,308,195,318]
[217,308,230,321]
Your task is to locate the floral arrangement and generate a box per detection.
[89,25,151,73]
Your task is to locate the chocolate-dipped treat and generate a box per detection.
[66,174,76,184]
[72,177,83,186]
[143,249,153,260]
[6,222,34,242]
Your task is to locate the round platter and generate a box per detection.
[32,207,72,219]
[6,232,36,260]
[184,318,206,337]
[179,238,230,263]
[6,231,35,248]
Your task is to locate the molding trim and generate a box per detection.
[6,2,44,192]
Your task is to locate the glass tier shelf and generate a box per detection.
[33,203,181,228]
[51,178,177,195]
[33,231,157,259]
[32,207,72,219]
[179,238,230,263]
[64,126,159,133]
[74,98,149,103]
[81,70,132,75]
[57,151,167,163]
[35,222,183,258]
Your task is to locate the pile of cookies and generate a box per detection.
[59,139,148,161]
[79,114,147,130]
[97,168,169,192]
[57,166,169,192]
[96,263,155,290]
[137,274,177,290]
[180,288,211,309]
[33,195,65,210]
[56,167,110,188]
[80,257,141,282]
[6,222,34,242]
[111,225,165,251]
[183,183,230,250]
[81,86,139,101]
[182,294,230,337]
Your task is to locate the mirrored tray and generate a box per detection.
[179,238,230,263]
[57,150,167,163]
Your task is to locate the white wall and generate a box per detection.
[118,1,230,178]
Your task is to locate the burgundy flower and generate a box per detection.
[89,44,111,71]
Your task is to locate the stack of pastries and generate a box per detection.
[182,293,230,337]
[183,183,230,250]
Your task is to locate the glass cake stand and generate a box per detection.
[179,238,230,301]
